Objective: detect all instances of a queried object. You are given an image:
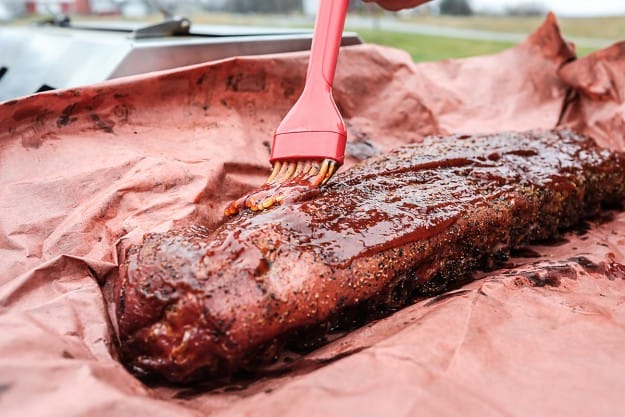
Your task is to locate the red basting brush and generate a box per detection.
[225,0,349,216]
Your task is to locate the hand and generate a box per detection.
[363,0,431,11]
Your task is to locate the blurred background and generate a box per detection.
[1,0,624,102]
[1,0,623,60]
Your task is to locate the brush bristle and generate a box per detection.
[224,158,338,216]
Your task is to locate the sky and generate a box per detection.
[471,0,625,16]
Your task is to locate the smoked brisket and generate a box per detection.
[115,130,625,383]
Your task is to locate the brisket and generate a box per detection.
[115,130,625,383]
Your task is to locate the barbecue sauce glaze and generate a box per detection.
[116,130,625,383]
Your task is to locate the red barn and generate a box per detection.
[25,0,118,15]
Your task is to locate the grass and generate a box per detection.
[352,27,597,61]
[187,12,619,59]
[397,15,625,40]
[352,28,516,61]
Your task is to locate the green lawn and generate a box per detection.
[352,27,597,61]
[352,28,516,61]
[398,15,625,41]
[193,12,614,60]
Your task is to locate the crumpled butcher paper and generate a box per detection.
[1,13,625,417]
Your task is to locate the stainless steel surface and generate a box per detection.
[0,22,361,102]
[130,17,191,38]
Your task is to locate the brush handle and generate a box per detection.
[307,0,349,91]
[270,0,349,165]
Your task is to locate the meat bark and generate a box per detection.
[115,130,625,383]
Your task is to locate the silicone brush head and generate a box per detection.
[224,122,346,216]
[223,158,338,216]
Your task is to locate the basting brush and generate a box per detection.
[225,0,349,216]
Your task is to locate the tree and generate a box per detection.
[439,0,472,16]
[505,2,547,16]
[226,0,301,13]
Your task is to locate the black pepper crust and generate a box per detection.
[115,130,625,383]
